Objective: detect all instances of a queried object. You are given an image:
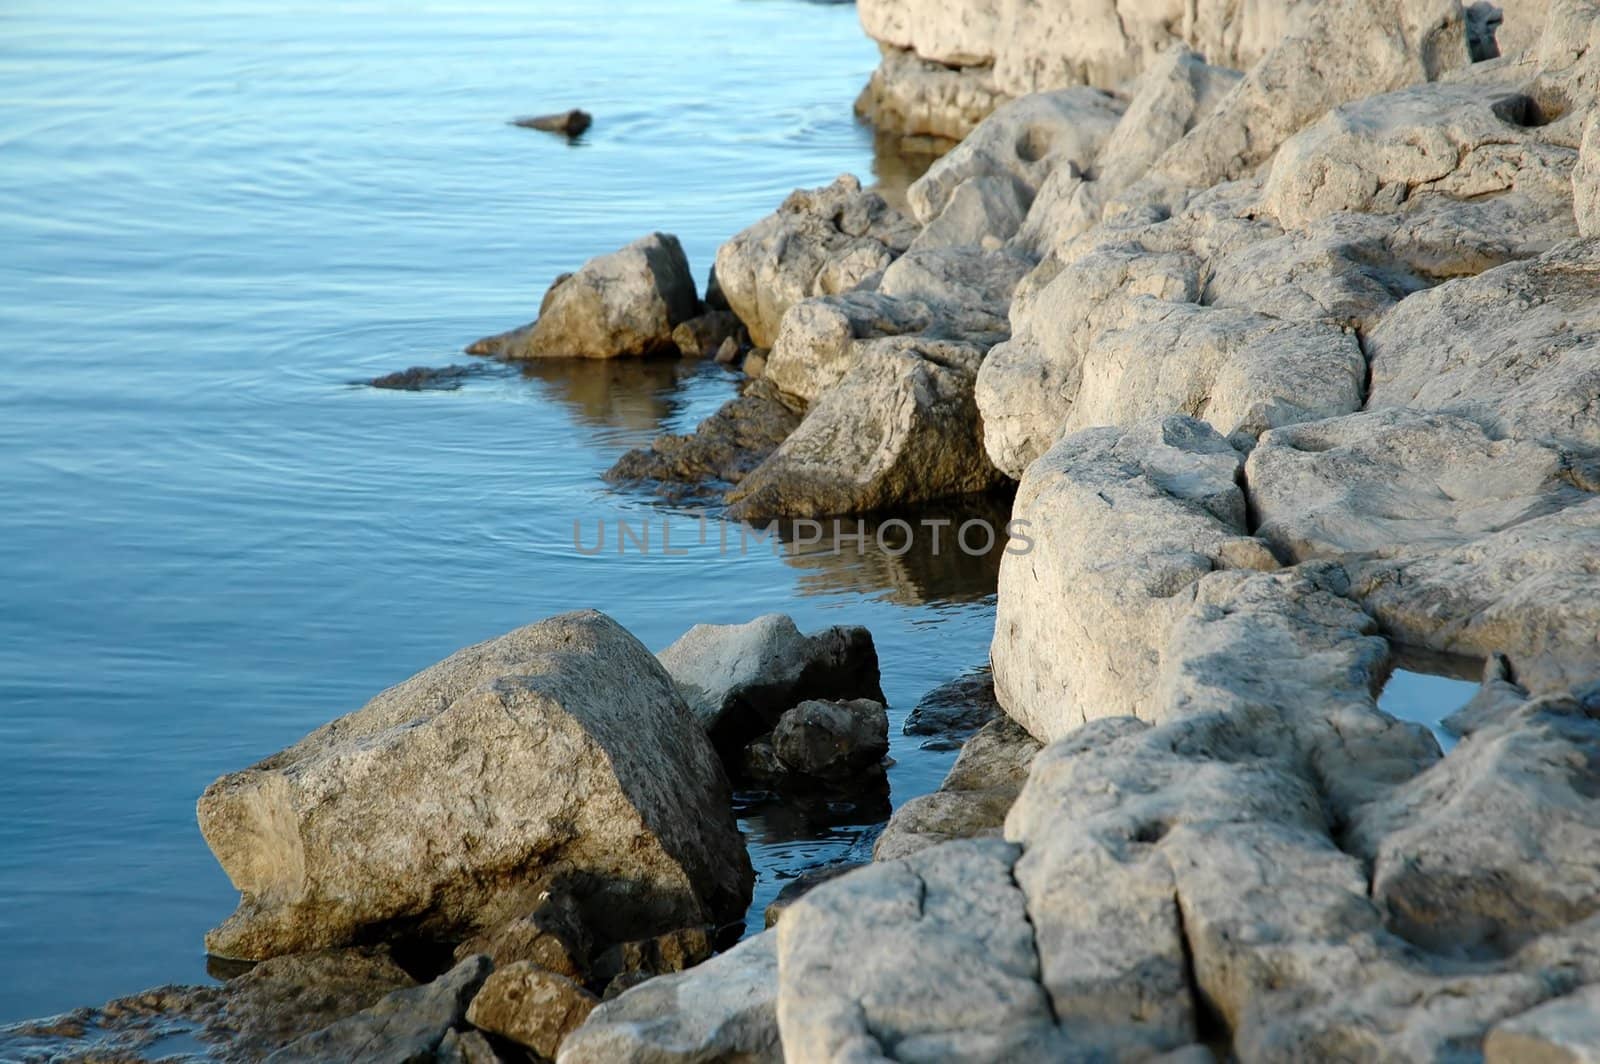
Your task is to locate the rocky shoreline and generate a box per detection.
[7,0,1599,1059]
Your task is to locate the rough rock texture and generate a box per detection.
[603,378,804,500]
[452,892,592,980]
[906,88,1126,224]
[266,954,490,1063]
[874,716,1041,860]
[854,47,1007,142]
[465,962,599,1060]
[557,932,781,1064]
[909,174,1029,251]
[713,176,918,347]
[656,613,884,756]
[726,337,1003,518]
[470,233,699,359]
[769,698,889,780]
[903,667,1001,746]
[991,417,1278,742]
[199,610,752,960]
[1487,984,1600,1063]
[671,310,743,358]
[1246,409,1600,691]
[1365,240,1600,449]
[1579,113,1600,235]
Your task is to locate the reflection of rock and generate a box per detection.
[517,356,705,435]
[199,610,752,960]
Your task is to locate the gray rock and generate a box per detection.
[465,962,599,1060]
[469,233,699,359]
[266,954,490,1064]
[770,698,889,780]
[199,610,751,960]
[903,668,1001,744]
[557,932,781,1064]
[725,336,1003,519]
[435,1027,505,1064]
[656,613,883,757]
[1487,984,1600,1063]
[853,46,1005,142]
[713,176,918,348]
[1578,113,1600,236]
[909,174,1029,251]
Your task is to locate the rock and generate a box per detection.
[763,863,864,928]
[991,417,1277,743]
[858,0,1295,100]
[1263,81,1581,231]
[769,698,889,780]
[466,963,598,1059]
[853,47,1007,142]
[903,667,1001,746]
[776,838,1062,1061]
[1443,653,1532,737]
[266,954,490,1063]
[712,335,740,363]
[1244,408,1600,691]
[1487,985,1600,1063]
[436,1027,505,1064]
[1149,0,1474,194]
[742,349,766,377]
[557,932,781,1064]
[909,174,1029,251]
[724,337,1003,519]
[366,364,496,392]
[657,613,883,757]
[1579,113,1600,235]
[906,88,1126,225]
[713,176,918,347]
[874,715,1041,860]
[603,378,803,500]
[590,926,713,984]
[671,310,743,358]
[1096,47,1244,191]
[601,971,654,1001]
[1365,240,1600,450]
[514,109,592,136]
[452,892,592,981]
[469,233,699,359]
[199,610,752,960]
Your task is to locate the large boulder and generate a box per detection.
[991,416,1278,742]
[725,337,1003,519]
[656,613,883,757]
[1365,240,1600,450]
[713,176,918,347]
[198,610,752,960]
[470,234,699,359]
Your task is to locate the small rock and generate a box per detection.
[465,961,598,1060]
[513,108,592,136]
[771,698,889,781]
[453,892,592,981]
[366,364,492,392]
[903,668,1000,746]
[672,310,743,358]
[713,335,741,363]
[743,350,767,378]
[591,926,713,984]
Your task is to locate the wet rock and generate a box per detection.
[875,715,1041,860]
[514,109,593,136]
[452,892,592,981]
[469,233,698,359]
[590,926,713,985]
[991,416,1277,743]
[199,610,752,960]
[725,336,1003,519]
[266,953,490,1063]
[906,88,1125,225]
[1486,984,1600,1063]
[465,962,598,1060]
[903,667,1000,746]
[762,863,864,928]
[671,310,743,358]
[366,364,495,392]
[713,175,917,347]
[603,378,803,500]
[557,932,781,1064]
[776,838,1062,1061]
[769,698,889,781]
[1365,239,1600,449]
[657,613,883,757]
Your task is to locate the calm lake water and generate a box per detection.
[0,0,989,1021]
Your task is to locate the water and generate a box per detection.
[1379,650,1483,752]
[0,0,985,1022]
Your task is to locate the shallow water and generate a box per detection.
[1379,650,1482,751]
[0,0,982,1021]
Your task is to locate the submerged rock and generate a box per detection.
[469,233,698,359]
[365,363,497,392]
[513,108,593,135]
[198,610,752,961]
[903,667,1001,747]
[656,613,883,757]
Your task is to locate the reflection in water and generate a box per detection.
[868,127,953,214]
[1379,645,1482,752]
[514,356,733,436]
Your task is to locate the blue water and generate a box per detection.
[0,0,989,1021]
